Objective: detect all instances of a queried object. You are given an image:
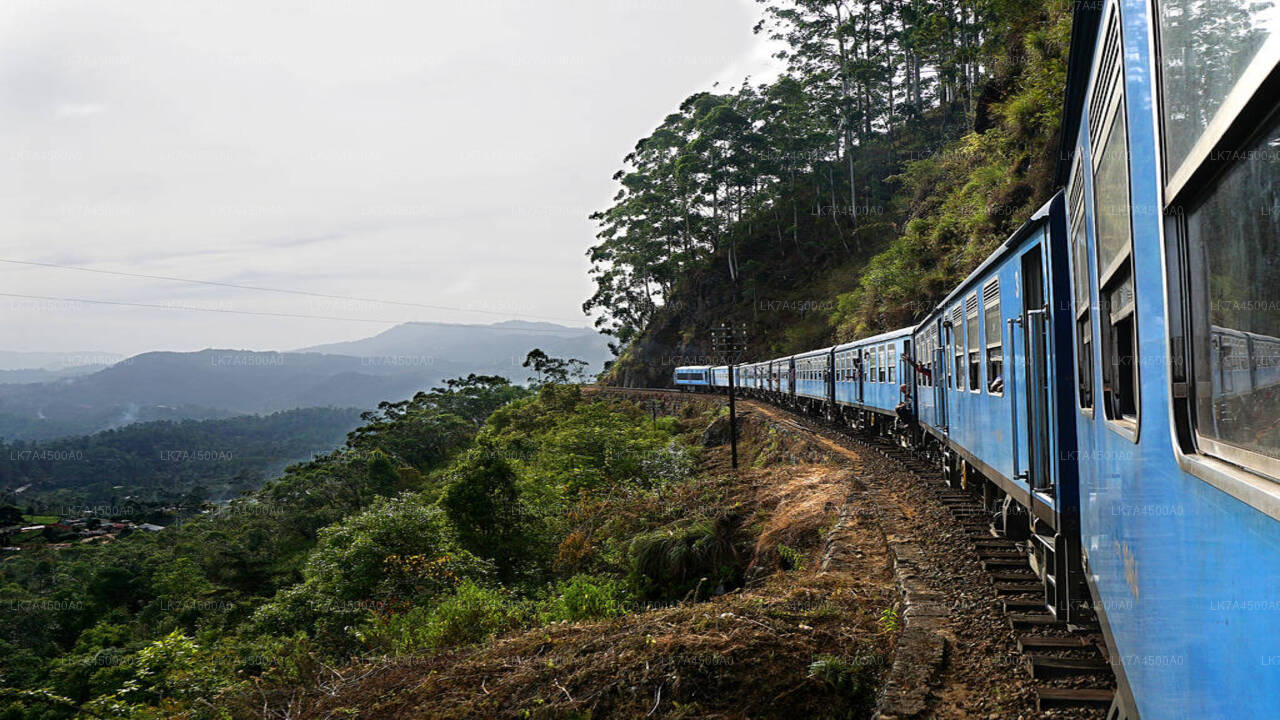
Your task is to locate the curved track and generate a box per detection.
[599,386,1118,717]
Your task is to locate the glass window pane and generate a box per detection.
[1094,108,1132,273]
[1189,113,1280,464]
[985,300,1001,348]
[1158,0,1280,172]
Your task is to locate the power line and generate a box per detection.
[0,257,585,324]
[0,291,594,335]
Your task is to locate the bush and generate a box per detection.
[360,581,526,654]
[538,575,632,623]
[628,516,742,601]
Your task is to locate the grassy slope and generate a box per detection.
[235,401,898,720]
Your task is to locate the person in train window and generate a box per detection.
[989,372,1003,394]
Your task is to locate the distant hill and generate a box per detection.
[0,349,454,441]
[0,350,125,371]
[0,321,610,440]
[298,320,611,372]
[0,364,108,385]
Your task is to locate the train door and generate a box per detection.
[1020,248,1052,491]
[825,350,836,406]
[856,348,865,405]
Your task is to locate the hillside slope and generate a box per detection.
[592,1,1072,387]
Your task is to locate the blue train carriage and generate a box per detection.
[709,365,729,393]
[790,346,835,414]
[673,365,711,391]
[912,192,1084,622]
[831,328,914,435]
[1060,0,1280,716]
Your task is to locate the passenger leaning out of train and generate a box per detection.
[895,384,914,423]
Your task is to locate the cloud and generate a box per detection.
[54,102,105,118]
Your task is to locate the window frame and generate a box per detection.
[965,293,982,394]
[1152,0,1280,505]
[951,306,965,391]
[1068,151,1096,415]
[1088,5,1140,440]
[983,280,1004,396]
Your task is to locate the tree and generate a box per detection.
[523,349,590,386]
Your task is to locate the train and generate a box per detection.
[676,1,1280,717]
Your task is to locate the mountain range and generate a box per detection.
[0,321,609,440]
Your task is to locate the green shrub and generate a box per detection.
[538,575,632,622]
[361,581,526,654]
[628,517,742,601]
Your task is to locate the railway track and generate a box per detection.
[600,386,1119,716]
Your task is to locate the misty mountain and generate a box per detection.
[0,350,124,371]
[0,321,610,441]
[0,364,108,385]
[297,320,611,371]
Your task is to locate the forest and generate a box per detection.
[588,0,1071,384]
[0,374,732,717]
[0,408,365,516]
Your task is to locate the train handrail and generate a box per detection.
[1025,307,1048,489]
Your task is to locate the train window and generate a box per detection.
[888,345,896,384]
[966,294,981,392]
[1090,10,1139,429]
[878,345,886,383]
[983,281,1003,394]
[1069,153,1094,410]
[951,306,965,390]
[1157,0,1280,181]
[1184,110,1280,477]
[868,349,876,383]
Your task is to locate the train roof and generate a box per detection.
[1055,0,1106,187]
[834,326,913,352]
[675,365,712,370]
[913,193,1062,331]
[793,345,836,360]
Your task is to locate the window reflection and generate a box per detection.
[1159,0,1279,172]
[1188,115,1280,465]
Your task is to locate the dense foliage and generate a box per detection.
[0,407,365,513]
[0,375,707,719]
[587,0,1072,384]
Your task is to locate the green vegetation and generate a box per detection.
[0,373,706,718]
[587,0,1072,384]
[0,406,366,513]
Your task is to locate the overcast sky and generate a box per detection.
[0,0,781,356]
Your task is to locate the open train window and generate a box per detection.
[887,345,896,384]
[1158,0,1280,479]
[966,293,981,392]
[879,345,887,383]
[1068,153,1094,411]
[983,281,1003,395]
[1089,9,1139,434]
